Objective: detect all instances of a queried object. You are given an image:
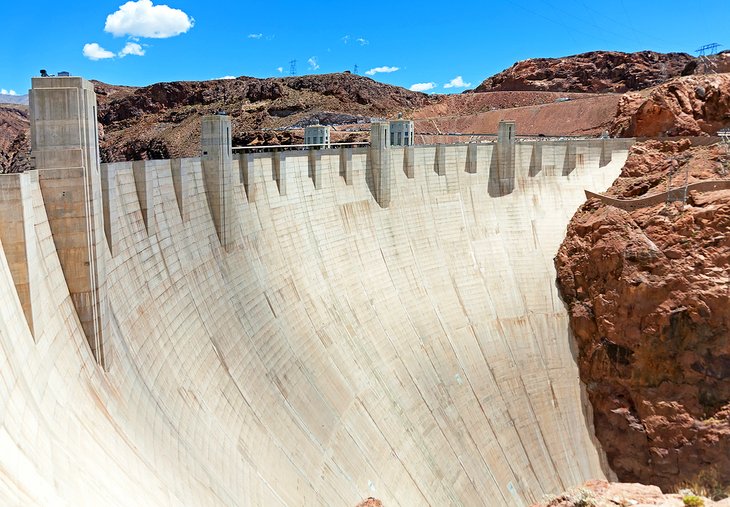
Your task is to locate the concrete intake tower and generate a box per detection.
[0,76,633,506]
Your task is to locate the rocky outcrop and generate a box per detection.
[610,74,730,137]
[531,480,730,506]
[0,104,30,173]
[475,51,694,93]
[695,52,730,75]
[556,140,730,492]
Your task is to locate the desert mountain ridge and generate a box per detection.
[474,50,696,93]
[0,93,28,105]
[1,49,728,173]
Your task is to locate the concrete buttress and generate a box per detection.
[466,143,479,174]
[201,114,235,251]
[369,122,391,207]
[29,76,107,366]
[272,151,287,196]
[0,171,38,336]
[339,147,353,185]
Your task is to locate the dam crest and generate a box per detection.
[0,76,633,506]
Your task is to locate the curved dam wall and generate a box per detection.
[0,77,633,506]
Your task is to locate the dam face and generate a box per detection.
[0,77,631,506]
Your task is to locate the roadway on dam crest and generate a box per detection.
[0,78,631,507]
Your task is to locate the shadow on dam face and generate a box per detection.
[0,79,634,506]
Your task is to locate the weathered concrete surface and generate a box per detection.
[0,140,628,505]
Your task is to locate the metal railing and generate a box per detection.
[232,142,370,153]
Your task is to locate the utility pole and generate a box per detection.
[666,156,689,206]
[721,129,730,175]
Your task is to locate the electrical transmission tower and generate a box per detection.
[289,60,297,76]
[353,64,359,75]
[694,43,722,74]
[695,43,721,56]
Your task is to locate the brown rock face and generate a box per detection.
[0,104,30,173]
[556,140,730,491]
[475,51,694,93]
[610,74,730,137]
[611,74,730,138]
[0,73,434,171]
[95,73,434,162]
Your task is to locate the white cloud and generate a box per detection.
[83,42,116,60]
[247,33,262,39]
[307,57,319,70]
[356,37,368,46]
[365,66,399,76]
[409,82,437,92]
[276,66,283,73]
[214,76,235,80]
[443,76,471,89]
[105,0,194,39]
[341,35,350,44]
[118,41,145,57]
[1,89,17,95]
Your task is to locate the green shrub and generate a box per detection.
[682,493,704,507]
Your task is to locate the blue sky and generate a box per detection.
[1,0,727,96]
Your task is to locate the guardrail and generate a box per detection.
[585,179,730,211]
[232,142,369,152]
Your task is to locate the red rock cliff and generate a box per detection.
[555,140,730,491]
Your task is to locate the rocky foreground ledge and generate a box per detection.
[531,480,730,507]
[556,139,730,491]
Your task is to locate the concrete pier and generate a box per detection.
[201,114,235,250]
[339,147,353,184]
[600,138,613,167]
[466,143,479,174]
[369,122,392,207]
[490,120,517,195]
[132,160,155,235]
[435,144,447,176]
[529,142,543,176]
[273,150,287,195]
[237,152,254,199]
[403,145,415,178]
[308,149,322,189]
[170,157,189,218]
[29,76,107,366]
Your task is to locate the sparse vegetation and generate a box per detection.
[681,493,704,507]
[541,487,596,507]
[679,468,730,501]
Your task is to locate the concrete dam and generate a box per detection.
[0,77,633,506]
